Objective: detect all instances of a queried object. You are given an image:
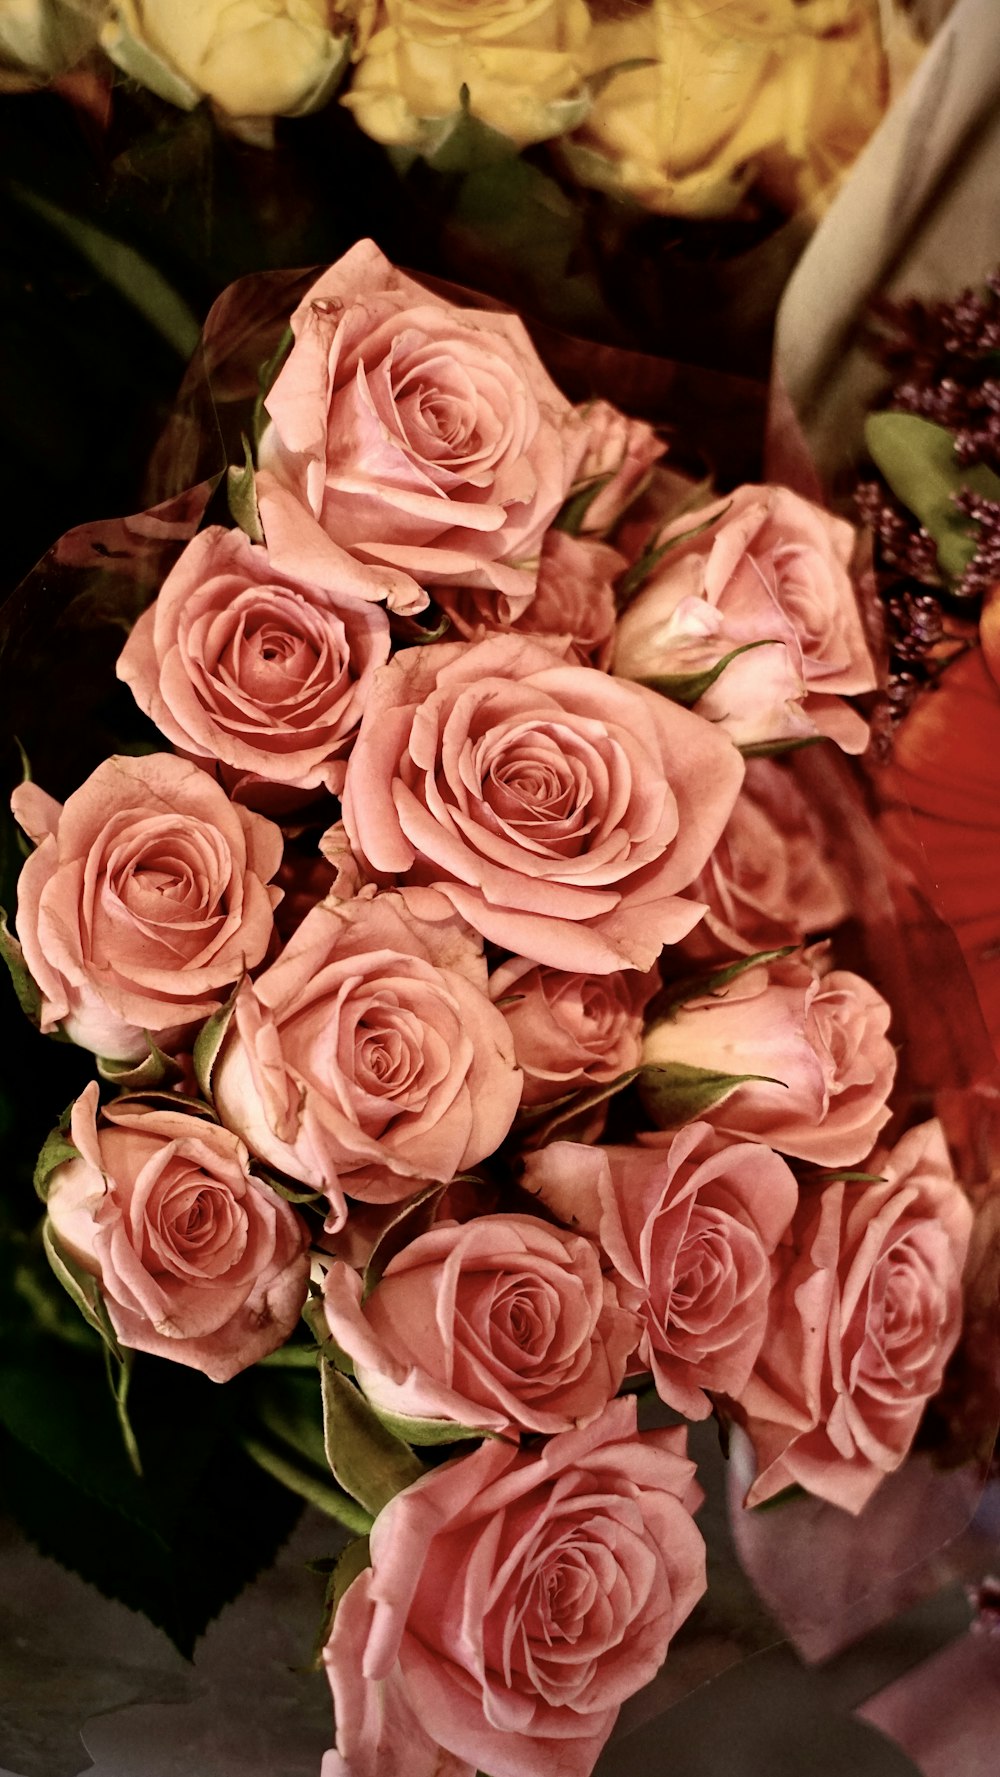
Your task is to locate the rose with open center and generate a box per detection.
[209,889,521,1227]
[322,1212,639,1436]
[44,1086,310,1381]
[523,1122,798,1418]
[490,954,655,1113]
[341,632,744,973]
[117,524,389,813]
[323,1398,706,1777]
[737,1119,973,1513]
[11,753,282,1063]
[256,240,592,616]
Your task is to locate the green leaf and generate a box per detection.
[639,639,777,708]
[618,502,730,605]
[227,434,264,545]
[321,1362,425,1517]
[362,1183,447,1301]
[639,1062,786,1128]
[0,1343,303,1655]
[0,906,41,1026]
[864,412,1000,584]
[193,987,240,1102]
[33,1106,79,1202]
[9,183,201,361]
[243,1366,373,1533]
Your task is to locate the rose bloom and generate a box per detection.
[341,632,744,974]
[342,0,592,151]
[433,528,621,668]
[102,0,354,118]
[210,889,521,1227]
[681,757,851,960]
[45,1085,310,1382]
[117,525,390,814]
[256,240,592,616]
[490,955,655,1109]
[11,753,282,1064]
[563,0,887,219]
[523,1123,798,1419]
[573,399,665,534]
[642,951,896,1167]
[613,484,876,752]
[736,1119,973,1514]
[322,1212,639,1436]
[323,1398,706,1777]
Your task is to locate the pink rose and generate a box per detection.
[433,527,621,667]
[323,1399,705,1777]
[256,239,590,616]
[11,754,282,1063]
[322,1212,639,1436]
[613,484,876,752]
[116,525,390,812]
[641,951,896,1166]
[489,955,654,1110]
[340,632,745,973]
[523,1123,798,1418]
[573,398,664,534]
[44,1085,310,1382]
[210,889,521,1226]
[737,1120,972,1513]
[681,758,851,959]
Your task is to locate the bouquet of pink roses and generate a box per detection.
[0,241,984,1777]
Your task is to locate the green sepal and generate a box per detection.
[42,1219,124,1363]
[33,1105,79,1202]
[740,735,825,760]
[97,1035,183,1092]
[302,1291,356,1378]
[321,1361,425,1518]
[362,1182,447,1302]
[617,501,730,605]
[802,1169,888,1185]
[253,325,293,449]
[227,434,264,544]
[368,1405,491,1447]
[864,411,1000,585]
[311,1534,372,1669]
[639,639,776,708]
[553,471,616,536]
[515,1068,639,1147]
[651,947,796,1023]
[585,57,657,102]
[388,607,452,647]
[244,1367,373,1533]
[0,905,41,1026]
[254,1166,325,1209]
[193,985,240,1102]
[749,1482,808,1512]
[639,1061,786,1128]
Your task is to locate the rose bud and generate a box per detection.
[523,1123,798,1418]
[322,1212,640,1437]
[641,950,896,1167]
[323,1399,705,1777]
[680,757,851,960]
[432,529,622,668]
[11,753,282,1064]
[736,1119,973,1514]
[613,484,876,752]
[43,1085,310,1382]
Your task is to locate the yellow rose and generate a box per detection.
[342,0,593,152]
[101,0,362,118]
[1,0,101,86]
[562,0,889,219]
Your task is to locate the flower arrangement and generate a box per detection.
[0,241,987,1776]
